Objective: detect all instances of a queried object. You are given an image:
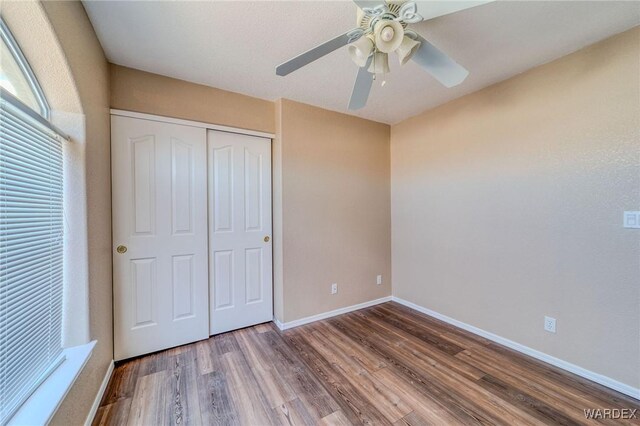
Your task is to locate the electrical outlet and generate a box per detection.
[376,275,382,285]
[624,211,640,229]
[331,283,338,295]
[544,316,556,333]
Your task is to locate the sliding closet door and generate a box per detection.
[208,130,273,334]
[112,116,208,360]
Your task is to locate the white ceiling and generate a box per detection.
[83,1,639,124]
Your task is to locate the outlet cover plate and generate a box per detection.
[544,316,556,333]
[624,211,640,229]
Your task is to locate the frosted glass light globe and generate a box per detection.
[381,27,395,42]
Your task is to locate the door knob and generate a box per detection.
[264,236,270,243]
[116,245,128,254]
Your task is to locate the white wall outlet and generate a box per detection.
[331,283,338,295]
[544,316,556,333]
[623,211,640,229]
[376,275,382,285]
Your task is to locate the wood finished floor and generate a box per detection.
[94,302,640,425]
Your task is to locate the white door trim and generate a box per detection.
[110,109,275,139]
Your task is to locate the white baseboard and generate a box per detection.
[273,317,286,330]
[391,296,640,400]
[84,360,115,426]
[273,296,392,331]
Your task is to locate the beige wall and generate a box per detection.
[391,28,640,388]
[110,64,275,134]
[39,2,112,425]
[276,99,392,323]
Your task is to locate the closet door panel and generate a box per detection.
[112,115,208,360]
[208,130,272,334]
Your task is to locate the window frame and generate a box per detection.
[0,18,50,119]
[0,87,69,139]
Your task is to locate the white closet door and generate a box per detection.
[208,130,272,334]
[112,115,208,360]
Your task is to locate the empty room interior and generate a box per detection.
[1,0,639,425]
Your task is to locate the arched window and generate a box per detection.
[0,19,49,118]
[0,17,67,424]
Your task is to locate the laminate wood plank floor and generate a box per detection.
[94,302,640,425]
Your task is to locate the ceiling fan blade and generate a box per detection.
[276,29,364,76]
[414,0,494,21]
[411,34,468,88]
[348,56,374,110]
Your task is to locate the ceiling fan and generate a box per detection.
[276,0,489,110]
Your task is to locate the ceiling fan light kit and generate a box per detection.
[397,36,421,66]
[348,37,374,67]
[373,20,404,53]
[276,0,473,110]
[368,51,390,74]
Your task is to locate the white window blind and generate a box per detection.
[0,93,65,425]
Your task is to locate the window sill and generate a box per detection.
[8,340,96,426]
